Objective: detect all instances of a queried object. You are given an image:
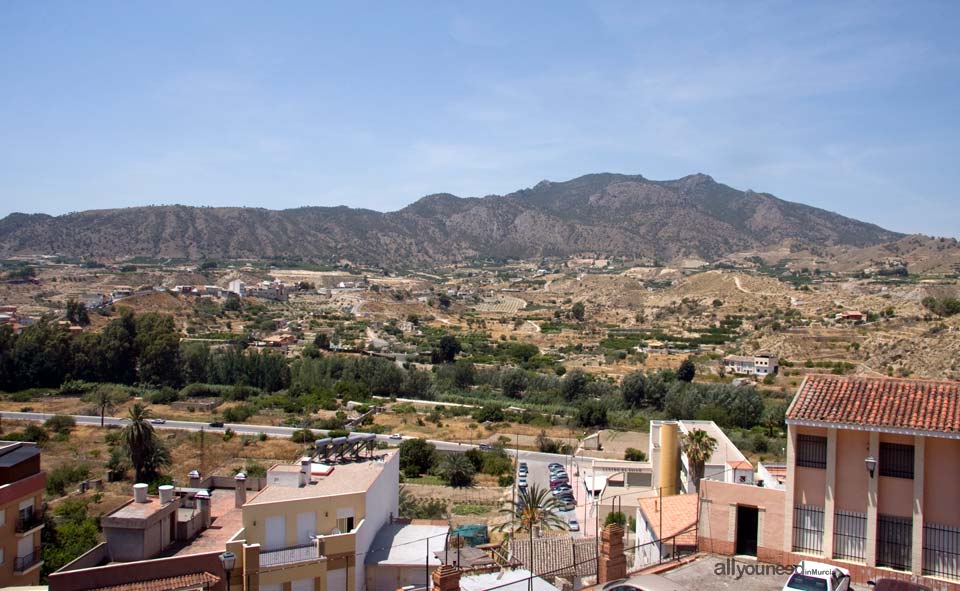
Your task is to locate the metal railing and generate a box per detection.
[259,542,320,567]
[626,526,698,571]
[833,510,866,562]
[14,547,41,572]
[923,522,960,581]
[16,511,43,533]
[792,505,825,554]
[877,514,912,571]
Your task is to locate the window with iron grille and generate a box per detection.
[879,442,914,479]
[833,510,867,562]
[877,514,912,571]
[924,522,960,581]
[792,504,824,554]
[796,435,827,469]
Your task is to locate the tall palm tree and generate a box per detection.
[437,453,476,487]
[123,403,166,482]
[681,428,718,492]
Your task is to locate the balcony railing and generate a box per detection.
[16,511,44,534]
[14,548,42,572]
[260,543,320,568]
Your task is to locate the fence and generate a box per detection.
[833,510,867,562]
[877,514,912,571]
[627,525,699,571]
[923,522,960,581]
[792,505,825,554]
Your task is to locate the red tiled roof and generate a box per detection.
[91,571,219,591]
[787,374,960,434]
[637,493,698,546]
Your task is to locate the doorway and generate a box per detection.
[735,505,759,556]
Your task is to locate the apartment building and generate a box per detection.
[0,441,46,587]
[698,375,960,591]
[650,419,754,495]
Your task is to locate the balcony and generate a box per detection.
[16,511,44,535]
[260,543,321,568]
[14,547,42,573]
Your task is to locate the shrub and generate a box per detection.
[605,511,627,527]
[46,464,90,496]
[624,448,648,462]
[290,428,316,443]
[44,414,76,435]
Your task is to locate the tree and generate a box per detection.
[762,401,788,437]
[500,368,529,399]
[576,399,609,428]
[621,371,651,408]
[431,335,461,364]
[437,453,476,487]
[122,403,169,482]
[624,448,647,462]
[84,385,126,427]
[398,438,436,477]
[571,302,585,321]
[65,299,90,326]
[680,428,717,493]
[496,484,568,538]
[560,370,589,401]
[677,358,696,382]
[313,332,330,350]
[438,294,452,309]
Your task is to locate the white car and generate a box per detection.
[150,418,166,424]
[518,477,528,488]
[389,433,402,440]
[783,560,851,591]
[568,519,580,532]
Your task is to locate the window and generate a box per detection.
[879,442,914,479]
[796,435,827,469]
[877,514,912,571]
[336,516,354,533]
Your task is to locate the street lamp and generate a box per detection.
[219,551,236,591]
[864,455,877,479]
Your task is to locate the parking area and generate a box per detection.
[660,555,790,591]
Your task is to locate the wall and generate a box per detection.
[0,472,45,587]
[925,437,960,527]
[48,550,228,591]
[876,433,915,519]
[242,492,365,549]
[698,480,786,565]
[834,429,869,513]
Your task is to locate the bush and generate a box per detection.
[222,404,256,423]
[147,386,180,404]
[290,428,316,443]
[624,448,647,462]
[605,511,627,527]
[46,464,90,496]
[44,414,76,435]
[498,474,514,487]
[6,424,49,444]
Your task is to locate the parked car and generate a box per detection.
[209,421,225,428]
[568,519,580,532]
[602,574,686,590]
[519,462,528,470]
[552,484,572,493]
[518,477,528,489]
[150,418,166,424]
[868,581,931,591]
[547,463,563,471]
[389,433,402,440]
[550,476,569,487]
[782,560,851,591]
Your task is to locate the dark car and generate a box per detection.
[550,476,569,487]
[209,421,225,428]
[868,581,931,591]
[479,443,492,451]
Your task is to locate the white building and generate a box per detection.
[649,419,754,495]
[723,353,778,376]
[227,279,245,296]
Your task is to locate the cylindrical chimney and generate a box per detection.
[133,482,149,503]
[159,484,174,504]
[196,490,211,528]
[188,469,201,488]
[300,459,311,487]
[658,421,679,497]
[235,472,247,508]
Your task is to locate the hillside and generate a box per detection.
[0,173,903,265]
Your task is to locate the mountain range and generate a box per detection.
[0,173,903,265]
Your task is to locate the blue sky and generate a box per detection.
[1,1,958,236]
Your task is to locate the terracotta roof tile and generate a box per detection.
[509,535,597,578]
[91,571,219,591]
[786,374,960,434]
[637,494,698,546]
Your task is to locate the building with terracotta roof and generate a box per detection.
[698,374,960,590]
[634,494,698,569]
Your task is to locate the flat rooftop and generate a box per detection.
[365,523,448,566]
[106,497,175,521]
[172,489,243,556]
[246,450,396,505]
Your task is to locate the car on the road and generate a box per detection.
[601,574,686,590]
[568,518,580,532]
[867,581,931,591]
[782,560,851,591]
[479,443,492,451]
[389,433,402,440]
[209,421,225,428]
[150,418,166,424]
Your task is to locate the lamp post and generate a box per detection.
[865,455,877,479]
[219,551,236,591]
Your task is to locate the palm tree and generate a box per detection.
[84,385,124,427]
[496,484,569,537]
[123,403,168,482]
[437,453,476,488]
[681,428,718,492]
